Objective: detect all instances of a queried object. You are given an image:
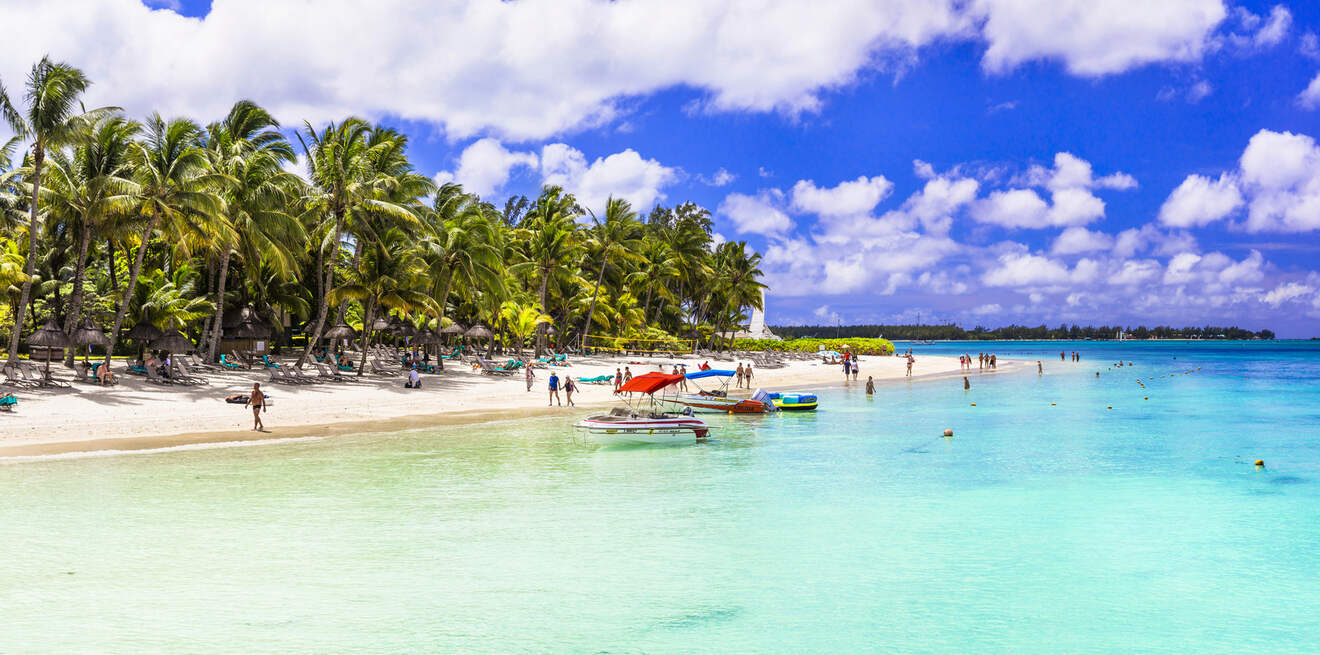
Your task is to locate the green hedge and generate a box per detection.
[731,337,894,355]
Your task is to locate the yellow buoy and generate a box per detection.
[1255,459,1265,467]
[971,403,976,406]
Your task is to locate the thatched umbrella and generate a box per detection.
[371,317,391,331]
[233,319,273,339]
[151,330,196,354]
[440,323,467,335]
[412,332,439,345]
[464,324,492,339]
[323,322,357,341]
[27,319,70,378]
[125,322,163,341]
[72,320,110,364]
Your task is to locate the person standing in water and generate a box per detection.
[244,382,266,432]
[865,376,875,395]
[1038,361,1043,375]
[851,357,859,381]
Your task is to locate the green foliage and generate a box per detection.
[733,337,896,356]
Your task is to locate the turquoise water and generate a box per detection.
[4,341,1320,653]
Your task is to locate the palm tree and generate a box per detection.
[513,186,581,355]
[329,227,434,375]
[1,57,115,363]
[103,115,225,366]
[500,300,551,357]
[579,196,642,350]
[41,115,139,365]
[293,118,417,367]
[420,183,501,369]
[202,101,303,362]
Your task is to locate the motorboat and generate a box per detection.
[661,369,776,414]
[766,391,818,411]
[574,372,712,445]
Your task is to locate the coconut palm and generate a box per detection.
[329,227,435,375]
[513,186,581,355]
[202,101,304,362]
[420,183,501,369]
[103,115,225,367]
[1,57,117,363]
[579,196,642,349]
[500,300,551,357]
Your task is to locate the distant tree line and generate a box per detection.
[770,324,1276,341]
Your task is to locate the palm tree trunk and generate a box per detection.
[535,272,549,357]
[643,285,655,322]
[357,297,375,377]
[296,211,343,367]
[434,268,454,372]
[7,147,44,365]
[206,250,232,363]
[63,218,94,367]
[580,260,607,352]
[104,211,160,366]
[106,240,119,292]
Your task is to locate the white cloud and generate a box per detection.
[1262,281,1314,306]
[975,152,1131,229]
[1251,5,1292,47]
[1238,130,1320,233]
[970,303,1002,315]
[975,0,1227,76]
[1051,226,1113,255]
[790,175,894,217]
[1187,80,1213,103]
[982,252,1070,287]
[701,168,736,187]
[434,138,538,198]
[540,143,677,213]
[1158,173,1243,227]
[718,189,793,236]
[281,153,310,183]
[972,189,1050,228]
[1,0,1258,142]
[1298,72,1320,110]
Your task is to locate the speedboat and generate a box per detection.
[766,391,818,411]
[574,372,713,445]
[662,369,776,414]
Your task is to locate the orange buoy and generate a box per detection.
[943,429,953,437]
[1050,402,1056,406]
[971,403,976,406]
[1106,405,1113,409]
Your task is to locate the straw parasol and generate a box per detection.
[151,329,196,353]
[125,322,164,341]
[441,322,467,335]
[371,317,391,331]
[72,320,110,347]
[412,332,439,345]
[323,322,357,341]
[27,319,70,377]
[464,324,492,339]
[233,319,273,339]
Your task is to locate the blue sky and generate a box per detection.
[5,0,1320,335]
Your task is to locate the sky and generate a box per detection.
[3,0,1320,336]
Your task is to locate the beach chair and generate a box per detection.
[287,366,320,384]
[0,393,17,412]
[220,354,243,369]
[173,359,206,384]
[268,368,296,384]
[370,359,399,376]
[578,374,613,385]
[3,364,35,388]
[145,365,173,385]
[313,362,345,382]
[261,354,281,369]
[477,358,515,376]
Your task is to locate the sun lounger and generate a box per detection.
[477,358,516,376]
[313,363,345,381]
[145,365,173,385]
[262,355,280,369]
[3,364,35,388]
[578,374,613,384]
[287,366,320,384]
[370,359,399,376]
[0,393,17,412]
[173,359,206,384]
[220,354,243,369]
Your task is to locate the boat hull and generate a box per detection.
[662,394,774,414]
[574,414,711,444]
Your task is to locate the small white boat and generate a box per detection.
[574,372,712,445]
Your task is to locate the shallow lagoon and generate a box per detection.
[3,341,1319,653]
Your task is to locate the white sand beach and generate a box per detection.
[0,351,1018,456]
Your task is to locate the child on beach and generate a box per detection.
[851,358,859,381]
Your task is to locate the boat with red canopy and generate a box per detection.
[573,372,712,445]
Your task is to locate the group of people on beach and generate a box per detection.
[958,353,996,371]
[841,352,860,381]
[735,363,754,388]
[527,365,576,407]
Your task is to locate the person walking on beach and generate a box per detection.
[746,363,755,387]
[906,354,914,377]
[614,368,623,394]
[865,376,875,395]
[245,382,266,432]
[850,358,859,381]
[623,367,633,384]
[842,358,851,382]
[736,363,745,389]
[1061,351,1066,361]
[563,375,576,407]
[990,354,997,369]
[548,371,561,406]
[525,365,535,392]
[679,364,688,391]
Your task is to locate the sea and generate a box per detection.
[2,340,1319,654]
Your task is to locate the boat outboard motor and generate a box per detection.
[682,406,694,417]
